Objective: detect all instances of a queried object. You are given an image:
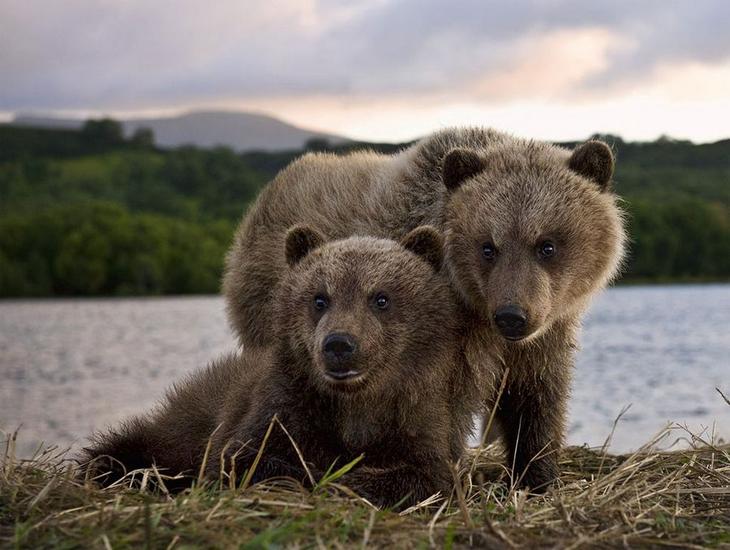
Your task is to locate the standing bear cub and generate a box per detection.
[82,226,479,507]
[224,127,626,491]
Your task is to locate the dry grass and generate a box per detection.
[2,424,729,549]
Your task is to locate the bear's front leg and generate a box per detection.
[341,460,452,509]
[206,417,318,488]
[495,354,571,493]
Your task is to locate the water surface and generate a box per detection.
[1,285,728,457]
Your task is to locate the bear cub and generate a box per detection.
[82,226,478,507]
[223,127,626,491]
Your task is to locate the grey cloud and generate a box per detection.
[332,0,730,91]
[0,0,728,111]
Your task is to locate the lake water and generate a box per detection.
[1,285,728,458]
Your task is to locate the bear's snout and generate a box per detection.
[493,305,528,340]
[322,332,359,378]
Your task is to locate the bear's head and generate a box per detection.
[442,140,626,342]
[274,225,457,398]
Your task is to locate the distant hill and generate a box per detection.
[10,115,83,130]
[12,110,349,152]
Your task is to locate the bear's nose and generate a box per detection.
[322,333,358,371]
[494,305,528,340]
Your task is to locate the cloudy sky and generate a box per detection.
[2,0,729,142]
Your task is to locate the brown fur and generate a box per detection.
[440,137,624,489]
[224,127,626,491]
[82,229,479,507]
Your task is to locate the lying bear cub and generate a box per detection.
[82,226,479,507]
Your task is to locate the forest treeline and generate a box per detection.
[0,120,728,296]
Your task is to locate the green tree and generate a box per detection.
[130,127,155,148]
[55,223,111,294]
[81,118,124,147]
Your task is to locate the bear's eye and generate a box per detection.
[482,242,497,260]
[538,241,556,259]
[313,294,329,311]
[373,293,390,310]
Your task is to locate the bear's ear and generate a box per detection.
[442,148,486,191]
[568,140,614,191]
[400,226,444,271]
[285,225,325,267]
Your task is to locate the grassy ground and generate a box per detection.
[1,424,729,549]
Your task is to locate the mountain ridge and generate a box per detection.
[12,110,348,152]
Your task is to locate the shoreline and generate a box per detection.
[1,280,729,302]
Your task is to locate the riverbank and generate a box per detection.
[2,279,730,301]
[2,426,728,548]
